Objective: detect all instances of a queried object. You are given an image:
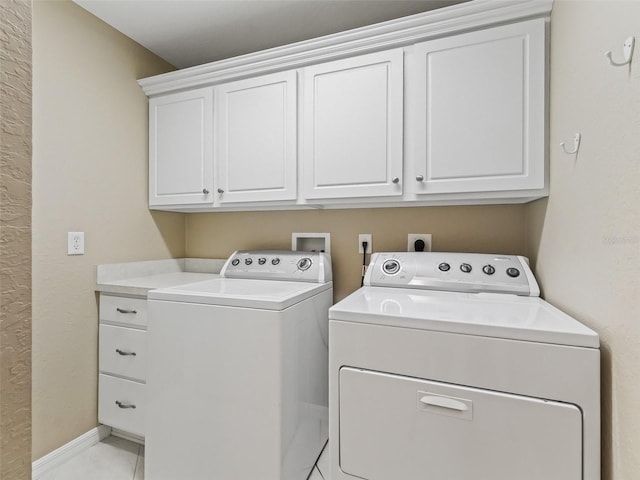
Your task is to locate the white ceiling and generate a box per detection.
[73,0,467,69]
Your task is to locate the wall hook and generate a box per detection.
[605,36,635,67]
[560,133,581,155]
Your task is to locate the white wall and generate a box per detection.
[527,2,640,478]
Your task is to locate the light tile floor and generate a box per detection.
[38,436,329,480]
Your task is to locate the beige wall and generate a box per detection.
[526,1,640,478]
[0,1,32,478]
[29,1,640,476]
[186,205,526,300]
[32,0,182,459]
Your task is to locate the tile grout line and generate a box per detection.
[132,444,142,480]
[316,439,329,480]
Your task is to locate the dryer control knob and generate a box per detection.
[382,259,401,275]
[506,267,521,278]
[231,259,240,266]
[245,258,253,265]
[438,262,451,272]
[482,265,496,275]
[271,258,280,266]
[297,258,312,271]
[258,257,267,265]
[460,263,472,273]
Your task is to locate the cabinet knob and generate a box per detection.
[392,177,400,184]
[202,188,210,195]
[416,175,424,182]
[217,188,225,194]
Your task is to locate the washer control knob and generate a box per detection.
[244,258,253,265]
[258,257,267,265]
[438,262,451,272]
[460,263,472,273]
[482,264,496,275]
[506,267,521,278]
[382,259,401,275]
[297,257,312,271]
[231,259,240,266]
[271,258,280,266]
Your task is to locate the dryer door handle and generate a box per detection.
[419,395,469,412]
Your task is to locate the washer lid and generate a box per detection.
[329,287,599,348]
[149,278,332,310]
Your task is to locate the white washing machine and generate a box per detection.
[329,252,600,480]
[146,250,332,480]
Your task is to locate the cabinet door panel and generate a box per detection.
[217,71,297,203]
[407,19,546,195]
[149,88,214,206]
[303,50,403,200]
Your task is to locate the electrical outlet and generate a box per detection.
[407,233,432,252]
[68,232,85,255]
[358,234,372,253]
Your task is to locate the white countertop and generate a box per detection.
[96,258,225,297]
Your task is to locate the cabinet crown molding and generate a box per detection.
[139,0,552,97]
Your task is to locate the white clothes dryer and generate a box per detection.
[329,252,600,480]
[146,251,332,480]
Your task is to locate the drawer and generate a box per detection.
[100,295,147,328]
[99,325,147,381]
[99,374,145,437]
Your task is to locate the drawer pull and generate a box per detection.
[116,308,137,314]
[115,400,136,409]
[115,349,137,356]
[419,395,469,412]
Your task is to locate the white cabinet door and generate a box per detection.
[406,19,546,195]
[149,88,214,207]
[216,71,297,203]
[302,49,404,200]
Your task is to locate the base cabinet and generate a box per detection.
[98,294,148,438]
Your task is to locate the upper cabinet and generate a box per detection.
[301,50,404,200]
[216,71,297,204]
[405,19,546,197]
[149,88,214,207]
[140,0,552,211]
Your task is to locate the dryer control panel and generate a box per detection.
[221,250,332,283]
[364,252,539,296]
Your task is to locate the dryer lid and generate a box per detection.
[329,287,599,348]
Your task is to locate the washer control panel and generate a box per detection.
[365,252,539,296]
[221,250,332,283]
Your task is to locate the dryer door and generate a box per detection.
[339,367,582,480]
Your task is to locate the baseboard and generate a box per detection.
[32,425,111,479]
[110,428,144,445]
